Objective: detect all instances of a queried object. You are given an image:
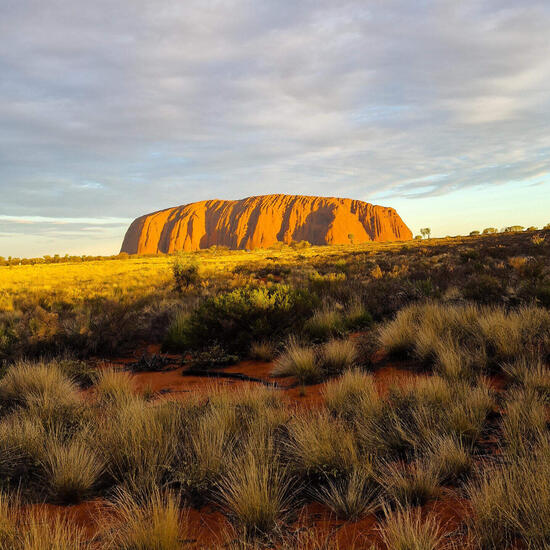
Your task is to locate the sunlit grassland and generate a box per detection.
[0,238,433,310]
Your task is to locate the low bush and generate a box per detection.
[183,344,239,370]
[164,285,318,356]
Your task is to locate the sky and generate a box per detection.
[1,0,550,257]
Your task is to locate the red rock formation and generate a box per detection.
[120,194,412,254]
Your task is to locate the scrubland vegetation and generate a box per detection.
[0,229,549,548]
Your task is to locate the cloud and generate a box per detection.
[1,0,549,254]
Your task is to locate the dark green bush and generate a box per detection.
[463,275,505,305]
[164,285,319,355]
[172,257,200,293]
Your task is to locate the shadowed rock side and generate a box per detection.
[120,194,412,254]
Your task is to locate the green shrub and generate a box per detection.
[164,285,318,356]
[172,256,200,293]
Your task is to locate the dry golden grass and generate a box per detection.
[378,459,441,507]
[93,367,136,404]
[42,436,104,504]
[0,361,80,411]
[94,397,182,494]
[313,464,379,520]
[467,442,550,548]
[286,410,359,478]
[217,445,293,538]
[272,339,321,384]
[322,369,381,421]
[103,487,187,550]
[319,338,357,375]
[378,505,446,550]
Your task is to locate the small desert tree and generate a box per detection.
[504,225,525,233]
[172,255,199,293]
[482,227,498,234]
[470,230,480,236]
[420,227,431,239]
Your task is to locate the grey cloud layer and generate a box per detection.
[1,0,549,222]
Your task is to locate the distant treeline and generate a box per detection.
[1,227,548,267]
[0,252,135,267]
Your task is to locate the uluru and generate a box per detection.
[120,194,412,254]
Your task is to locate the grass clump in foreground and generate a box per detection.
[378,506,446,550]
[313,465,379,520]
[272,339,321,384]
[467,441,550,549]
[217,444,293,538]
[104,488,187,550]
[379,302,550,378]
[41,437,104,504]
[318,338,357,375]
[379,459,441,507]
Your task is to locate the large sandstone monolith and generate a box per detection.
[120,194,412,254]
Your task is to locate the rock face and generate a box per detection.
[120,194,412,254]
